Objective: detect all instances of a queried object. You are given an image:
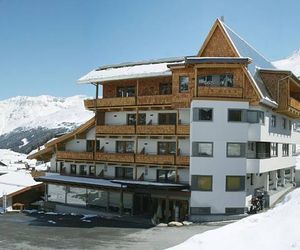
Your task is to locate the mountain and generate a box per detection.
[0,95,93,154]
[273,49,300,77]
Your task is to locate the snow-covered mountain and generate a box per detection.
[0,95,93,154]
[273,49,300,77]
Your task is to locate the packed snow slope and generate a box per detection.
[169,188,300,250]
[0,95,93,154]
[273,49,300,77]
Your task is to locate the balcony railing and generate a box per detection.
[95,152,135,163]
[84,97,136,109]
[136,125,176,135]
[137,95,173,105]
[176,124,190,135]
[56,151,94,161]
[96,125,135,134]
[175,155,190,166]
[198,86,243,98]
[289,97,300,112]
[135,154,175,165]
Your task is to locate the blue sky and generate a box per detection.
[0,0,299,100]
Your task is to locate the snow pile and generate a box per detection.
[0,95,93,135]
[273,49,300,77]
[169,188,300,250]
[0,172,41,199]
[0,149,36,167]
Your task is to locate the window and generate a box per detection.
[116,141,134,153]
[270,143,278,157]
[193,108,213,121]
[117,86,135,97]
[159,83,172,95]
[289,120,292,131]
[157,170,176,183]
[59,162,66,174]
[127,113,146,125]
[228,109,243,122]
[191,175,213,191]
[79,165,87,175]
[282,118,287,129]
[197,74,233,87]
[179,76,189,92]
[247,110,264,124]
[86,140,94,152]
[226,176,245,191]
[292,144,297,156]
[96,140,100,151]
[271,115,276,127]
[190,207,211,215]
[225,207,245,215]
[282,144,289,157]
[70,164,77,175]
[115,167,133,179]
[89,165,96,176]
[158,113,177,125]
[227,143,246,157]
[192,142,213,157]
[158,142,176,155]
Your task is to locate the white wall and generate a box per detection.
[65,139,86,152]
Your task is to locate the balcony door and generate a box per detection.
[158,142,176,155]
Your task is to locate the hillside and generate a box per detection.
[0,95,93,154]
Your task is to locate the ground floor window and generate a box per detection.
[70,164,76,175]
[89,165,96,176]
[115,167,133,179]
[191,175,213,191]
[157,169,176,183]
[190,207,211,215]
[66,187,86,206]
[79,165,87,175]
[226,176,245,191]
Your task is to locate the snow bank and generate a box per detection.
[169,188,300,250]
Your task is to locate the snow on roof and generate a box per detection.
[0,172,41,199]
[169,188,300,250]
[78,57,185,84]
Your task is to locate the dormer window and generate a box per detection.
[198,74,233,87]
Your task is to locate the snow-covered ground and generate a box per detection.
[0,95,93,135]
[169,188,300,250]
[0,149,36,167]
[273,49,300,77]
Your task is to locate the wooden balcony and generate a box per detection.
[56,151,94,161]
[84,97,136,109]
[136,125,175,135]
[137,95,173,105]
[95,152,135,163]
[96,125,135,134]
[289,98,300,112]
[176,156,190,166]
[278,97,300,118]
[176,124,190,135]
[198,86,243,98]
[135,154,175,165]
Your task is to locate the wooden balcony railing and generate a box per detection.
[96,125,135,134]
[95,152,135,163]
[56,151,94,161]
[175,156,190,166]
[289,97,300,112]
[136,125,176,135]
[137,95,173,105]
[84,97,136,109]
[135,154,175,165]
[176,124,189,135]
[198,86,243,98]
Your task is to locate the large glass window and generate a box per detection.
[117,86,135,97]
[47,184,66,203]
[179,76,189,92]
[193,108,213,121]
[191,175,213,191]
[226,176,245,191]
[159,83,172,95]
[247,110,264,124]
[115,167,133,179]
[158,113,176,125]
[158,142,176,155]
[270,143,278,157]
[282,144,289,157]
[228,109,243,122]
[116,141,134,153]
[197,74,233,87]
[66,187,86,206]
[157,169,176,183]
[227,143,245,157]
[87,189,108,209]
[192,142,213,157]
